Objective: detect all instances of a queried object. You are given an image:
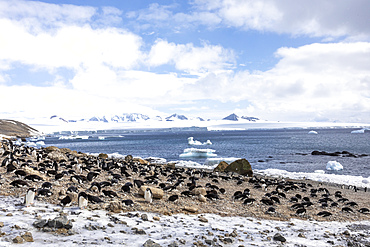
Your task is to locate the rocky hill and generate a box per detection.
[0,119,39,138]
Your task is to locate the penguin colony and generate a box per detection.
[0,139,369,221]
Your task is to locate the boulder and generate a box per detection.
[193,187,207,196]
[183,206,198,213]
[21,232,34,242]
[125,155,133,163]
[47,216,73,229]
[143,239,161,247]
[47,151,68,162]
[225,159,253,177]
[98,153,109,159]
[213,161,229,172]
[106,202,122,213]
[134,158,149,165]
[44,146,60,153]
[139,186,164,199]
[12,236,24,244]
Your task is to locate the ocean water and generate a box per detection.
[41,128,370,177]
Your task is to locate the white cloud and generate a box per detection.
[147,39,235,74]
[180,42,370,121]
[132,0,370,39]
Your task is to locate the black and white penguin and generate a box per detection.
[25,187,36,206]
[78,192,88,209]
[144,188,152,203]
[60,194,73,207]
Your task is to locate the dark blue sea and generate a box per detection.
[41,128,370,177]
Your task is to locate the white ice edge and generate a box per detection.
[256,168,370,188]
[0,196,369,247]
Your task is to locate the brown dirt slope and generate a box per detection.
[0,119,39,138]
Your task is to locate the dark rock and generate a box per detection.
[48,216,73,229]
[143,239,161,247]
[273,233,286,242]
[33,219,48,228]
[141,214,148,221]
[225,159,253,177]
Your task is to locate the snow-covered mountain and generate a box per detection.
[222,113,259,122]
[49,113,206,123]
[87,113,150,123]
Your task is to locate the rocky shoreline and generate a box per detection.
[0,139,370,246]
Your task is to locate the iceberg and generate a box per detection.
[179,148,217,158]
[351,129,365,134]
[326,161,343,171]
[187,137,212,145]
[59,135,89,140]
[308,130,318,134]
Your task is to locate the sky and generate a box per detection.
[0,0,370,122]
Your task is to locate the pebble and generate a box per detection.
[198,216,208,223]
[273,233,286,242]
[12,236,24,244]
[141,214,149,221]
[21,232,34,242]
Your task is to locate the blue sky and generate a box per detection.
[0,0,370,122]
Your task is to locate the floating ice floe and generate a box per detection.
[351,129,365,134]
[326,161,343,171]
[308,130,318,134]
[179,148,217,158]
[59,135,89,140]
[314,170,325,174]
[187,137,212,145]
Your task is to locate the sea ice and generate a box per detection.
[326,161,343,171]
[351,129,365,134]
[187,137,212,145]
[308,130,318,134]
[179,148,217,158]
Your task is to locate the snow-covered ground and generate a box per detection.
[0,196,369,247]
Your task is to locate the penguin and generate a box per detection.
[358,208,370,214]
[78,192,88,209]
[168,195,179,202]
[10,179,29,188]
[144,188,152,203]
[41,181,53,189]
[122,199,134,206]
[60,194,73,207]
[317,211,332,217]
[102,190,118,198]
[37,188,53,197]
[25,187,36,206]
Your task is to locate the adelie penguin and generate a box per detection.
[78,192,88,209]
[24,187,36,206]
[144,188,153,203]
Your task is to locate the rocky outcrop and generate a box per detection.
[225,159,253,177]
[0,119,39,138]
[213,161,229,172]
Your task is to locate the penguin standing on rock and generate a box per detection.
[78,192,88,209]
[25,187,36,206]
[144,188,152,203]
